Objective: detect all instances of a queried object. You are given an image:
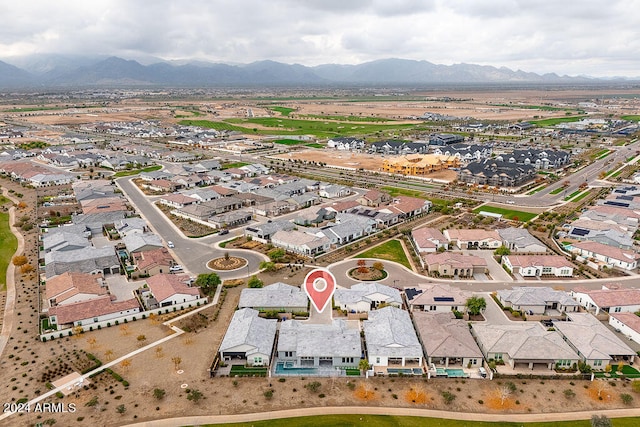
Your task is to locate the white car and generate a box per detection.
[169,265,183,272]
[167,241,175,248]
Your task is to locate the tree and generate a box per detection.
[268,248,285,262]
[441,391,456,405]
[12,255,28,267]
[20,264,34,275]
[259,261,277,272]
[104,349,114,361]
[305,381,321,393]
[372,261,384,271]
[172,356,182,370]
[194,273,221,296]
[465,296,487,316]
[357,259,367,267]
[116,404,126,414]
[187,388,203,403]
[621,393,633,405]
[247,275,263,288]
[153,388,166,400]
[137,334,147,346]
[494,245,511,256]
[120,359,131,373]
[359,359,371,373]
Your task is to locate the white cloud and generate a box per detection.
[0,0,638,77]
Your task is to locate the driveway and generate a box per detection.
[462,249,513,282]
[478,292,512,325]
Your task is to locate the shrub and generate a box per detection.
[441,391,456,405]
[263,390,273,400]
[621,393,633,405]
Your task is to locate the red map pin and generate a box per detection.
[304,268,336,314]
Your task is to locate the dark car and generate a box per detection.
[218,229,229,235]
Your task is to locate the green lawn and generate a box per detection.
[381,186,427,199]
[550,187,565,195]
[221,162,250,170]
[564,190,582,201]
[229,365,268,377]
[529,116,586,127]
[302,114,395,122]
[0,211,18,290]
[491,104,573,112]
[526,185,546,195]
[355,240,411,270]
[268,106,295,116]
[207,415,640,427]
[622,115,640,122]
[273,138,306,145]
[113,165,162,178]
[570,191,591,202]
[305,143,324,148]
[472,206,537,222]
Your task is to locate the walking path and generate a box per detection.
[0,189,25,359]
[121,405,640,427]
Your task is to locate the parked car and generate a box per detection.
[167,241,175,248]
[169,265,183,272]
[478,367,487,378]
[218,229,229,235]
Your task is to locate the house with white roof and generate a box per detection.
[422,252,488,277]
[318,184,350,198]
[567,219,634,249]
[364,307,424,369]
[276,319,362,370]
[443,229,502,250]
[497,287,579,315]
[553,313,635,369]
[571,285,640,315]
[497,227,547,253]
[44,247,120,278]
[219,308,277,367]
[609,312,640,346]
[413,312,483,368]
[471,322,580,370]
[333,282,402,313]
[271,229,330,256]
[502,255,574,277]
[569,240,640,271]
[239,283,308,312]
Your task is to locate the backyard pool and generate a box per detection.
[274,362,318,375]
[445,368,467,378]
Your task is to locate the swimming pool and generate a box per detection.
[274,362,318,375]
[445,368,466,378]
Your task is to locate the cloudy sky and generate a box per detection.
[1,0,638,77]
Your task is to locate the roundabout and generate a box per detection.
[207,254,248,271]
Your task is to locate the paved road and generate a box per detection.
[116,177,267,280]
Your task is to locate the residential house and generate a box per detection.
[385,196,431,219]
[131,247,176,278]
[271,230,331,256]
[80,197,128,215]
[566,219,634,249]
[219,308,277,367]
[158,193,198,209]
[413,312,483,368]
[497,287,579,315]
[145,274,201,308]
[209,210,253,229]
[48,294,140,329]
[122,232,164,254]
[356,189,392,207]
[45,272,107,309]
[422,252,488,277]
[42,231,91,253]
[276,319,362,369]
[569,241,640,271]
[502,255,574,277]
[333,282,402,313]
[553,313,635,369]
[609,313,640,346]
[471,323,580,370]
[405,284,471,313]
[244,221,295,243]
[238,283,308,312]
[411,227,447,253]
[44,247,120,278]
[317,213,376,246]
[457,160,537,187]
[318,184,350,198]
[497,149,570,170]
[497,228,548,253]
[571,285,640,315]
[580,205,640,233]
[364,307,424,369]
[181,187,221,203]
[443,229,502,250]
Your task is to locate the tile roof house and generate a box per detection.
[580,205,640,232]
[567,219,634,249]
[497,227,548,253]
[443,229,502,250]
[131,247,176,278]
[422,252,488,277]
[238,283,308,312]
[569,240,640,271]
[42,231,91,253]
[502,255,574,277]
[405,284,471,313]
[145,274,201,308]
[385,196,431,219]
[553,313,635,369]
[457,159,537,187]
[158,193,198,209]
[276,319,362,369]
[334,282,402,313]
[122,232,164,254]
[363,307,424,369]
[413,312,483,368]
[497,287,579,315]
[80,196,128,215]
[609,312,640,346]
[471,322,580,370]
[45,272,108,309]
[411,227,447,253]
[48,294,141,328]
[219,308,277,367]
[356,189,392,207]
[571,285,640,316]
[244,220,295,243]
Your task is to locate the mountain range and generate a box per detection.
[0,55,611,89]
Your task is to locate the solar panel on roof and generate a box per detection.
[570,228,589,236]
[434,296,455,302]
[605,201,630,207]
[405,288,422,300]
[619,195,633,201]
